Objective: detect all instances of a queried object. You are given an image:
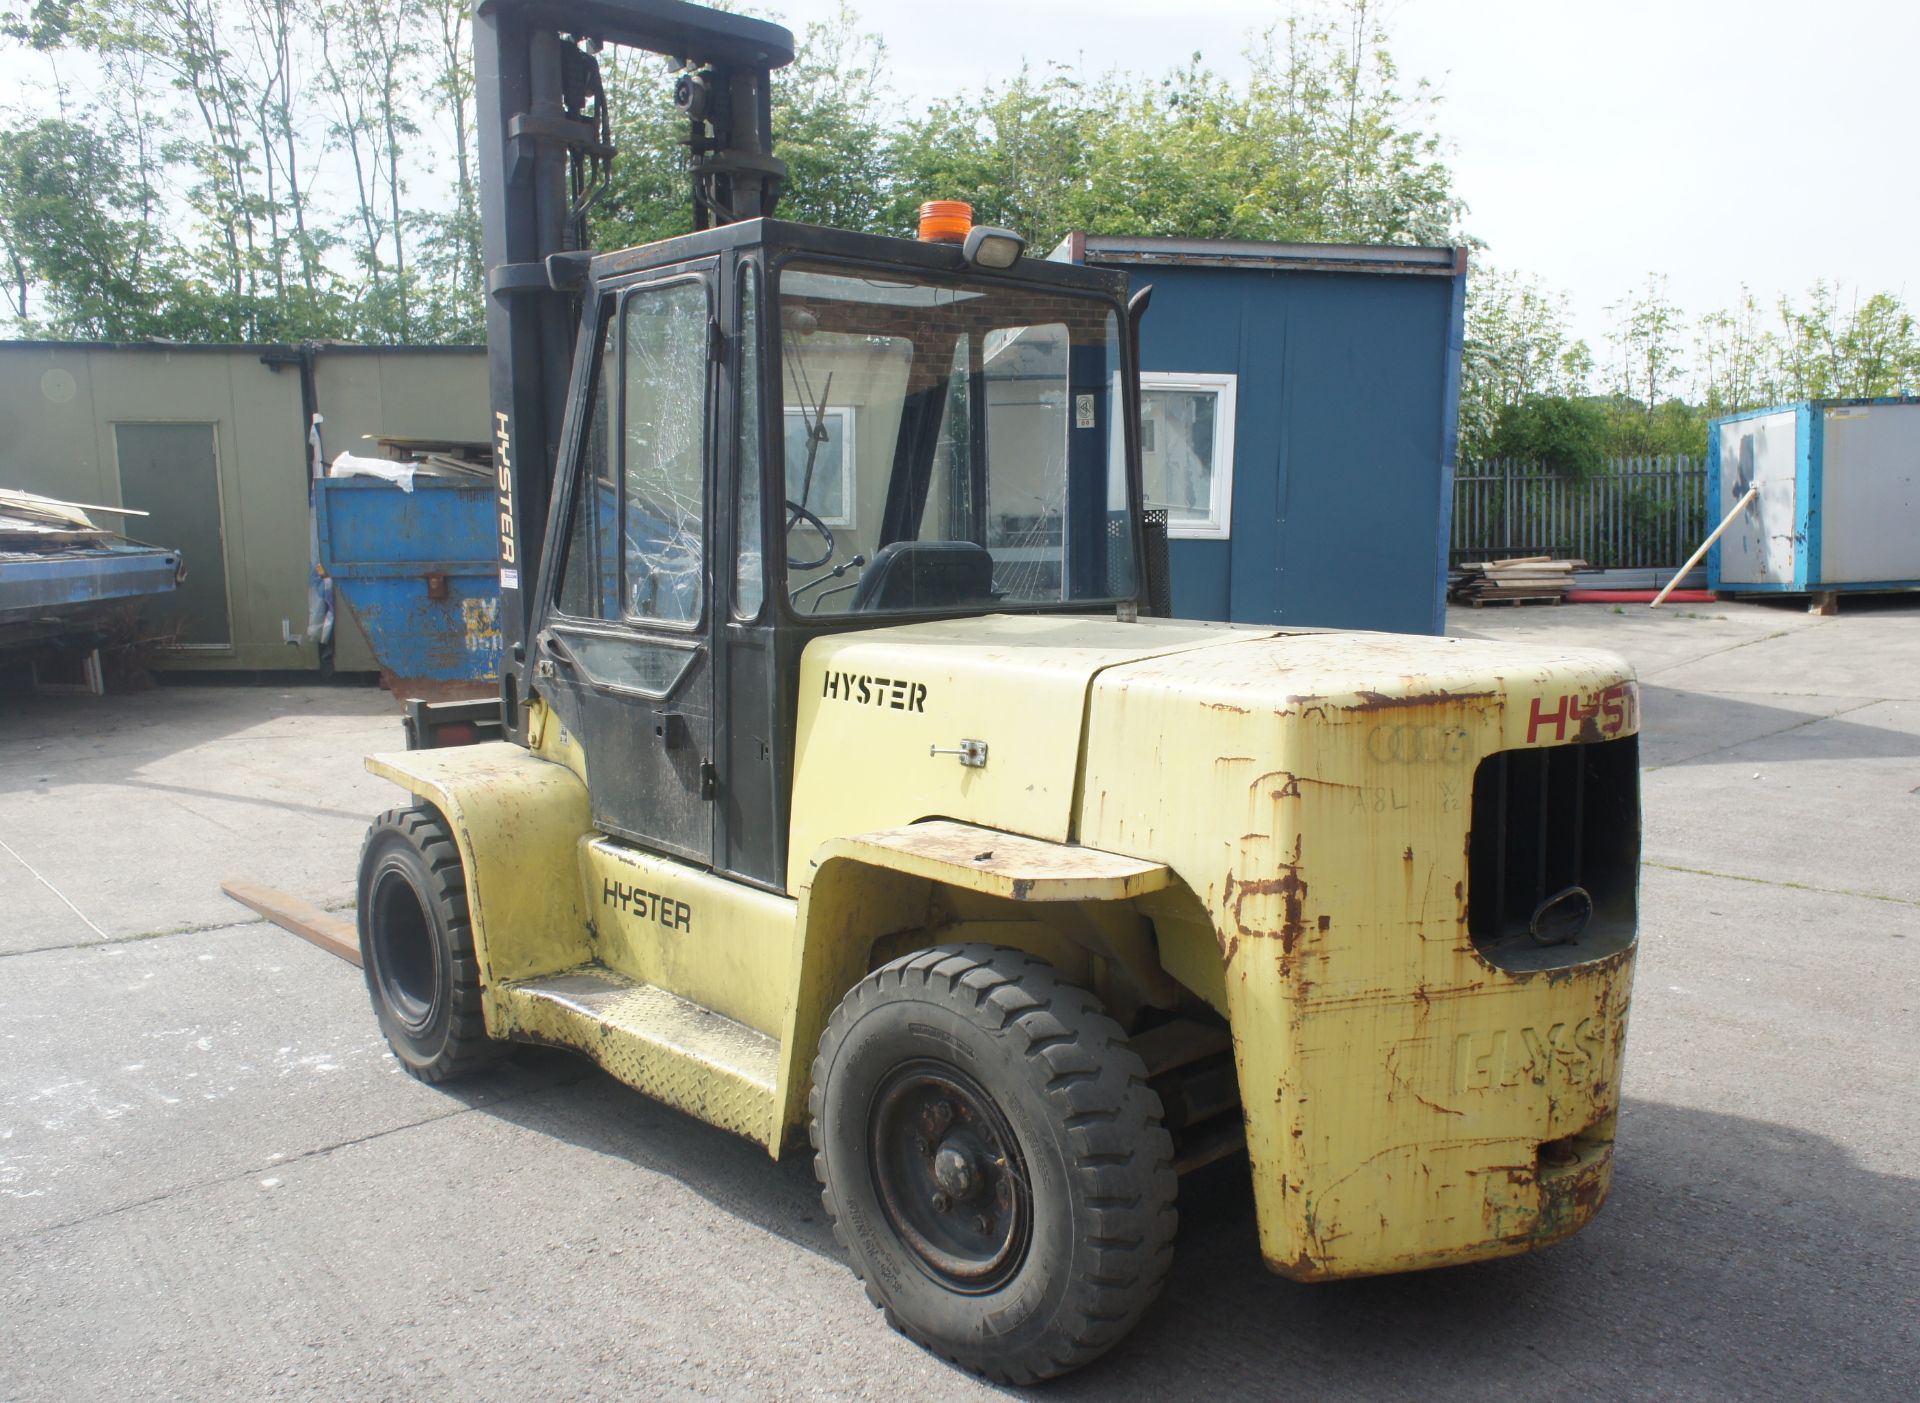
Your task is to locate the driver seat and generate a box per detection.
[848,541,996,612]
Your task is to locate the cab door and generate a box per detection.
[535,265,718,865]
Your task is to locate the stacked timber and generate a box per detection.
[1447,556,1582,607]
[372,436,493,483]
[0,489,128,549]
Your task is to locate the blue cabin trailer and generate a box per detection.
[1708,398,1920,597]
[1054,235,1467,635]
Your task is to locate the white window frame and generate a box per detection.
[782,404,857,527]
[1139,372,1236,540]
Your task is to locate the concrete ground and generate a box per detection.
[2,600,1915,1401]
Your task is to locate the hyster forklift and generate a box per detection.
[355,0,1643,1382]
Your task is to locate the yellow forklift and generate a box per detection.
[356,0,1643,1381]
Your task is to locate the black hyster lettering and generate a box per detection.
[820,670,930,713]
[601,876,693,933]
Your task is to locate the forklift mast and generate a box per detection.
[475,0,796,731]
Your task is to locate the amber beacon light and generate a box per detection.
[917,200,973,243]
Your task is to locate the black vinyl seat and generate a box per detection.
[849,541,997,612]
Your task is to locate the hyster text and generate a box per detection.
[822,670,929,712]
[603,878,691,932]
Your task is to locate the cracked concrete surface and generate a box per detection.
[3,601,1917,1400]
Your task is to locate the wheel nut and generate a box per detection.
[973,1214,990,1234]
[930,1192,950,1213]
[914,1136,929,1154]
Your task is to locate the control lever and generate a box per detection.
[790,553,866,609]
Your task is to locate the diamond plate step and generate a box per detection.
[493,965,779,1144]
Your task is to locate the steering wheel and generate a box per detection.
[786,498,836,571]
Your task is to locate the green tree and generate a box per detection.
[1695,288,1777,415]
[1774,280,1919,400]
[1,0,1468,344]
[1605,272,1686,409]
[0,114,178,336]
[774,2,894,233]
[888,64,1092,248]
[1242,1,1461,245]
[1487,394,1608,478]
[591,46,698,251]
[884,0,1463,254]
[1458,266,1592,461]
[1595,394,1705,456]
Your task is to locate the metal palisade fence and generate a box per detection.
[1452,457,1708,570]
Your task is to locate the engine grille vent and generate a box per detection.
[1467,734,1640,972]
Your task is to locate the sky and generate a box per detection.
[4,0,1914,355]
[767,0,1918,353]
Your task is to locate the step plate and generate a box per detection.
[494,966,779,1144]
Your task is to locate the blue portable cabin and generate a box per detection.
[1054,235,1467,635]
[1707,398,1920,597]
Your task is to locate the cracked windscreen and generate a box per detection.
[776,261,1136,616]
[621,278,709,626]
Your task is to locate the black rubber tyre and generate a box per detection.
[357,805,503,1083]
[810,945,1177,1384]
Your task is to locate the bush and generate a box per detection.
[1489,395,1609,479]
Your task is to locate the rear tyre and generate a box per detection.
[810,944,1176,1384]
[357,805,502,1083]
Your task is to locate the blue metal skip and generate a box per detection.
[314,477,501,696]
[1062,236,1467,635]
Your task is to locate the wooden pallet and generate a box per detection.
[1467,593,1565,607]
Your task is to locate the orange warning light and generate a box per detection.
[917,200,973,243]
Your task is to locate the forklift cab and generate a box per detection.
[529,219,1145,890]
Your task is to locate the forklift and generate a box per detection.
[356,0,1644,1382]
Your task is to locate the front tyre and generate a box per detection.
[810,945,1176,1384]
[357,805,503,1083]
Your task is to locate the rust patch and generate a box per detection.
[1317,914,1330,932]
[1279,1248,1322,1280]
[1403,846,1414,862]
[1411,1089,1464,1117]
[379,670,495,705]
[1223,867,1310,952]
[1350,688,1497,713]
[1205,701,1251,714]
[1249,768,1360,800]
[1249,770,1303,800]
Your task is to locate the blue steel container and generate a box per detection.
[314,476,501,698]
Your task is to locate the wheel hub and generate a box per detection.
[932,1143,976,1198]
[868,1060,1031,1293]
